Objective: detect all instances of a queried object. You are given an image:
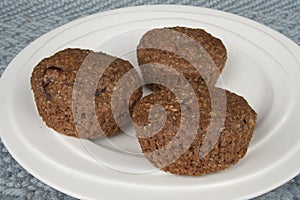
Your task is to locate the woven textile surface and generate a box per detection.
[0,0,299,199]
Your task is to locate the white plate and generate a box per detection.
[0,5,300,200]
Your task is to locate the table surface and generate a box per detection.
[0,0,299,199]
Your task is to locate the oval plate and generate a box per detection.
[0,5,299,200]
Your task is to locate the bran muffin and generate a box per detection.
[132,79,256,176]
[31,48,142,139]
[137,26,227,90]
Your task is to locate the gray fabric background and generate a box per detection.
[0,0,299,199]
